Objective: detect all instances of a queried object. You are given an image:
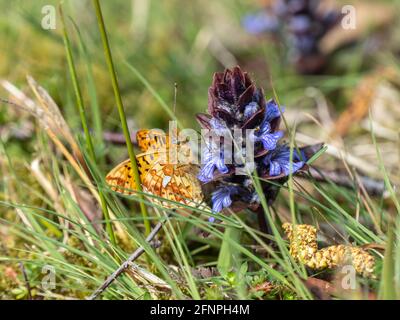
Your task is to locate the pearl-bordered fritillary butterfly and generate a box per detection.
[106,129,204,208]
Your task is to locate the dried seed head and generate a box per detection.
[283,223,376,278]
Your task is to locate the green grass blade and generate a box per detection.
[59,4,115,245]
[70,18,104,155]
[92,0,150,235]
[379,226,396,299]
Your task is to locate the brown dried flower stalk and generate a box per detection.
[282,223,375,278]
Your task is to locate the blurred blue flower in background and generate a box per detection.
[242,11,279,34]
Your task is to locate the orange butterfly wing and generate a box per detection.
[106,128,204,208]
[105,159,137,195]
[137,129,168,152]
[106,129,166,194]
[142,163,203,208]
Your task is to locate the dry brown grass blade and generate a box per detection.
[45,129,128,244]
[305,276,377,300]
[26,76,78,152]
[30,158,69,243]
[61,175,96,247]
[1,78,129,243]
[26,76,90,176]
[296,132,378,176]
[333,68,397,137]
[321,1,395,55]
[334,75,377,137]
[61,173,103,236]
[126,263,171,299]
[361,243,386,251]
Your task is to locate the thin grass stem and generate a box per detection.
[59,4,116,244]
[92,0,150,235]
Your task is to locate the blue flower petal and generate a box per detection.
[198,139,231,182]
[222,194,233,208]
[215,158,229,174]
[269,160,282,176]
[259,121,271,135]
[259,131,283,150]
[211,186,238,213]
[209,118,228,135]
[265,100,283,122]
[281,160,304,176]
[289,15,311,33]
[212,196,224,213]
[244,102,259,119]
[242,12,279,35]
[263,145,306,177]
[198,162,215,182]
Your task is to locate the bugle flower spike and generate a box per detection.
[197,66,323,224]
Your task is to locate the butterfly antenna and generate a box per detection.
[173,82,177,115]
